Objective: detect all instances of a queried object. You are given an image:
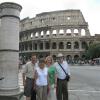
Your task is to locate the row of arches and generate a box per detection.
[20,29,86,41]
[19,41,88,51]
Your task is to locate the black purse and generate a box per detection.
[58,62,70,81]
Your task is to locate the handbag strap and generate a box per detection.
[58,62,68,76]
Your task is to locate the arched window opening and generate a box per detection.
[39,43,43,50]
[31,33,33,38]
[46,30,50,35]
[74,29,78,33]
[59,29,64,34]
[67,17,71,20]
[66,29,71,33]
[34,43,37,50]
[41,31,44,36]
[25,34,28,40]
[73,29,78,36]
[82,41,88,49]
[81,29,86,36]
[59,42,64,49]
[66,29,71,36]
[52,30,57,34]
[20,44,24,51]
[66,42,71,49]
[74,41,79,49]
[45,42,50,49]
[25,43,28,50]
[66,55,72,63]
[35,32,39,37]
[66,55,72,60]
[29,42,32,50]
[52,42,57,49]
[74,55,79,60]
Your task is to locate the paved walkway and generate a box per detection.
[18,70,100,100]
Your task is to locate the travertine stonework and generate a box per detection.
[0,2,22,99]
[19,10,100,61]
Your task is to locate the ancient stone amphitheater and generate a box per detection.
[19,10,100,61]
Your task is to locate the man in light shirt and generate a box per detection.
[54,53,70,100]
[22,54,37,100]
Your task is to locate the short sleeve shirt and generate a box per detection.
[54,61,70,79]
[23,61,36,79]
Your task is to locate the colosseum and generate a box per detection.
[19,10,100,62]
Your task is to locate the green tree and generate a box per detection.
[85,43,100,59]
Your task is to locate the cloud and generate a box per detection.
[0,0,100,35]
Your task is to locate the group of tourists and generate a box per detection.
[22,53,71,100]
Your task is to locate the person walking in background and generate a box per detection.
[45,56,57,100]
[22,54,37,100]
[54,53,71,100]
[35,58,48,100]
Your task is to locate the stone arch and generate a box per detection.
[74,41,79,49]
[59,42,64,49]
[66,29,71,33]
[81,29,86,36]
[34,43,37,50]
[31,33,33,38]
[46,30,50,35]
[74,29,78,33]
[74,55,79,60]
[52,30,57,34]
[52,42,57,49]
[45,42,50,49]
[25,34,28,40]
[41,31,44,36]
[66,55,72,63]
[73,29,78,36]
[81,41,88,49]
[35,32,39,37]
[66,42,71,49]
[39,42,43,50]
[25,42,28,50]
[59,29,64,34]
[66,55,72,60]
[20,44,24,51]
[29,42,32,50]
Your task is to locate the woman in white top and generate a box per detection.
[35,58,48,100]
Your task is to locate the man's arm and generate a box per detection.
[22,73,26,86]
[22,64,27,86]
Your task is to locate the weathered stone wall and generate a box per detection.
[19,10,98,61]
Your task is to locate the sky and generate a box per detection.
[0,0,100,36]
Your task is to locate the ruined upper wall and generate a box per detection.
[20,10,88,32]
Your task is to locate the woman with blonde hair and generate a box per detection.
[45,56,57,100]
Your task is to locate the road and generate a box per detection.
[69,65,100,100]
[19,65,100,100]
